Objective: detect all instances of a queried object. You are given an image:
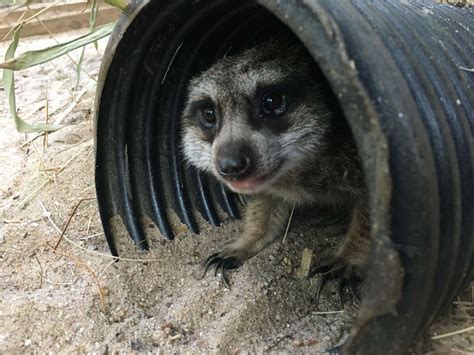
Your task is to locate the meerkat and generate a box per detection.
[181,39,371,293]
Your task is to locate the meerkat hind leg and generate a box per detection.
[200,195,291,288]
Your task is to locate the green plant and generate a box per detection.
[1,0,124,133]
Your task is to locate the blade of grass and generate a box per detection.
[3,24,59,133]
[75,47,86,91]
[0,21,116,71]
[90,0,99,50]
[76,0,98,90]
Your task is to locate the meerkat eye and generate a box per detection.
[260,92,287,118]
[199,103,217,128]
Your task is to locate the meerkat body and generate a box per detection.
[181,40,370,286]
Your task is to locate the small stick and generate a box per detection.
[36,18,97,83]
[80,232,103,241]
[43,84,49,149]
[432,326,474,340]
[85,216,92,235]
[40,200,161,263]
[282,205,295,244]
[22,0,62,24]
[35,254,44,288]
[19,141,92,208]
[312,310,344,315]
[47,243,107,314]
[296,248,313,279]
[39,200,62,234]
[53,197,96,250]
[19,133,45,148]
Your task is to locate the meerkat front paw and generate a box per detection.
[199,243,246,288]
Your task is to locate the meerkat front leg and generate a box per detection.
[311,204,371,303]
[201,194,291,287]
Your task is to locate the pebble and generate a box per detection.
[37,303,48,312]
[293,338,304,346]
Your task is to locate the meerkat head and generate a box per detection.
[181,40,335,195]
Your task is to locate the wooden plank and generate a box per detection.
[0,5,120,41]
[1,1,89,23]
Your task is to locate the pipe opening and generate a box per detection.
[95,1,473,353]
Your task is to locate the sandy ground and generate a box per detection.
[0,30,473,354]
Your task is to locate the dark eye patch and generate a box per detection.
[250,80,305,132]
[186,98,218,142]
[188,98,214,117]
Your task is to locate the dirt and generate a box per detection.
[0,30,473,354]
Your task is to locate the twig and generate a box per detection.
[86,216,92,235]
[61,235,159,262]
[40,200,160,262]
[312,310,344,315]
[22,0,62,25]
[282,205,296,244]
[449,348,474,355]
[97,259,118,277]
[432,326,474,340]
[43,84,49,149]
[296,248,313,279]
[46,243,107,314]
[18,178,51,208]
[53,87,88,126]
[41,275,75,286]
[47,59,76,102]
[34,254,44,288]
[36,17,98,83]
[18,140,92,208]
[1,7,28,41]
[80,232,103,241]
[39,200,61,233]
[19,133,46,148]
[53,197,96,250]
[266,334,293,352]
[3,218,42,225]
[79,185,95,194]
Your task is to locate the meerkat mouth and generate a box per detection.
[227,175,270,193]
[225,172,278,194]
[223,160,285,194]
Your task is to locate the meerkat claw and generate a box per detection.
[199,253,242,288]
[310,257,349,279]
[310,257,362,307]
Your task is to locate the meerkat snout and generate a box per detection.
[215,142,253,180]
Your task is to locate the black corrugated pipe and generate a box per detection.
[94,1,473,353]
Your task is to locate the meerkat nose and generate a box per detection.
[217,155,250,178]
[216,144,252,179]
